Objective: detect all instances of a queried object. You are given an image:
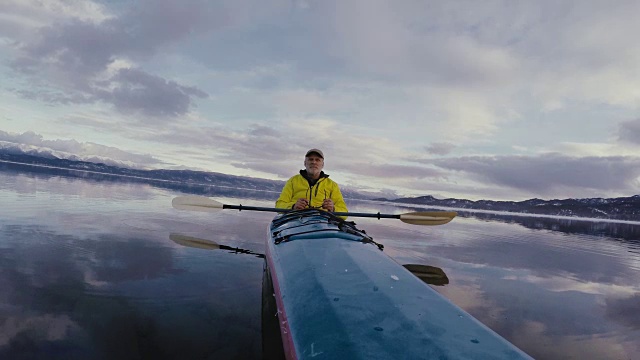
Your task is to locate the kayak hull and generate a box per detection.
[265,210,532,360]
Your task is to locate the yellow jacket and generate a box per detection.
[276,171,348,213]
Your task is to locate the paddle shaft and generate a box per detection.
[172,196,456,225]
[223,204,401,220]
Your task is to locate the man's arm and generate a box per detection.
[275,178,297,209]
[330,182,348,213]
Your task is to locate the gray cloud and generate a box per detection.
[135,123,302,175]
[229,161,446,181]
[339,163,444,180]
[11,0,220,74]
[14,89,93,106]
[6,0,640,119]
[424,142,456,156]
[200,124,295,164]
[247,124,280,138]
[102,68,208,117]
[7,0,212,117]
[230,161,292,178]
[13,19,122,77]
[215,1,517,86]
[136,122,640,199]
[136,122,451,181]
[618,119,640,145]
[606,294,640,330]
[432,154,640,197]
[5,126,639,201]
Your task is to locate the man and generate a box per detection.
[276,149,348,213]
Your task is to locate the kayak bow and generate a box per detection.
[264,209,532,360]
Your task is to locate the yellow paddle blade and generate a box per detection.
[172,196,225,212]
[399,211,457,225]
[169,233,221,250]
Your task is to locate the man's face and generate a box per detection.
[304,154,324,175]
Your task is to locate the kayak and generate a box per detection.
[263,209,532,360]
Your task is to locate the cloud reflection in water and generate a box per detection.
[0,170,639,359]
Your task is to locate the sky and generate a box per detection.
[1,0,639,201]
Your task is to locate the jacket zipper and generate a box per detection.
[307,178,326,207]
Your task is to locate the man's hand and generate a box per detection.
[322,199,335,212]
[293,198,309,210]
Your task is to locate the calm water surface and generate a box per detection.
[1,168,639,359]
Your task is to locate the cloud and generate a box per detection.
[5,1,638,135]
[0,0,109,42]
[431,154,640,197]
[302,1,640,134]
[101,68,208,117]
[134,122,301,177]
[127,118,415,180]
[3,1,640,201]
[606,294,640,330]
[13,89,93,106]
[618,119,640,145]
[336,163,444,180]
[5,0,211,117]
[0,130,163,168]
[0,315,78,347]
[247,124,279,138]
[4,127,639,201]
[425,142,456,156]
[125,118,640,200]
[1,0,109,25]
[307,1,519,86]
[515,2,640,108]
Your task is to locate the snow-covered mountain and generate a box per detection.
[383,194,640,221]
[1,149,638,221]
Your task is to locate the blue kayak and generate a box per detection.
[263,209,532,360]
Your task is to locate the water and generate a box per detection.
[1,166,639,359]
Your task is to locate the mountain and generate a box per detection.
[1,150,638,221]
[0,151,366,200]
[383,194,640,222]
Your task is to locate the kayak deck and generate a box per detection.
[265,210,532,360]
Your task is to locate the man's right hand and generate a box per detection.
[293,198,309,210]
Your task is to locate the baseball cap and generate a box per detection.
[305,148,324,158]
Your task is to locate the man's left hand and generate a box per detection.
[322,199,335,212]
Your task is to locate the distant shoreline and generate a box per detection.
[374,200,640,225]
[2,153,639,223]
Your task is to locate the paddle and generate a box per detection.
[403,264,449,286]
[169,233,265,258]
[171,233,448,284]
[172,196,457,226]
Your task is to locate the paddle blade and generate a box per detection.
[172,196,225,212]
[399,211,457,225]
[169,233,221,250]
[403,264,449,286]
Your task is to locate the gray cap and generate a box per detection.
[305,148,324,158]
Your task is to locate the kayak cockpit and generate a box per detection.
[270,210,383,250]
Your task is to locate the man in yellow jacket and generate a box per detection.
[276,149,348,212]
